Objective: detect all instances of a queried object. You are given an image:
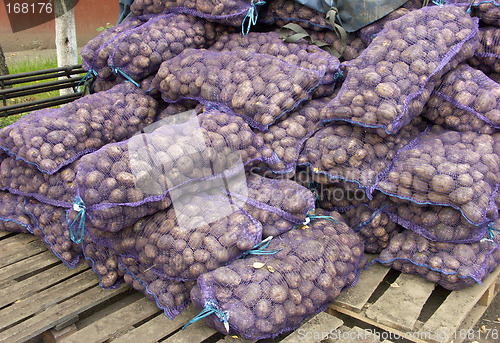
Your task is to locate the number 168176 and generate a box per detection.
[6,2,53,14]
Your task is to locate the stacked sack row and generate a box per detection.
[1,0,500,340]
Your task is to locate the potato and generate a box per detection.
[376,227,500,290]
[118,255,195,319]
[208,31,341,93]
[424,63,500,133]
[300,116,427,189]
[320,5,478,134]
[153,49,323,131]
[0,83,158,175]
[190,209,366,339]
[377,125,499,225]
[471,3,500,26]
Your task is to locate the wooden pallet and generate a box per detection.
[328,256,500,343]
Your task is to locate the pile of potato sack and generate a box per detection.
[1,0,500,339]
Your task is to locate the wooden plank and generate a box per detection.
[0,250,59,287]
[59,297,160,343]
[365,273,435,332]
[280,312,343,343]
[0,262,89,308]
[111,306,200,343]
[0,231,13,238]
[329,307,427,343]
[421,265,500,343]
[0,238,47,268]
[0,233,37,249]
[0,284,128,343]
[0,269,98,330]
[163,315,218,343]
[332,262,391,312]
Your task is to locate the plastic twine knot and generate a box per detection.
[110,65,140,88]
[431,0,447,5]
[307,211,338,224]
[69,196,86,244]
[333,70,343,80]
[242,0,265,36]
[183,300,229,332]
[242,236,283,258]
[355,205,389,232]
[77,69,97,92]
[487,222,500,241]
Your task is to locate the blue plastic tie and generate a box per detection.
[242,236,283,258]
[77,69,97,92]
[432,0,447,5]
[487,223,500,241]
[110,66,140,88]
[69,196,86,244]
[242,0,266,36]
[183,301,229,332]
[307,212,338,224]
[355,205,389,232]
[333,70,343,80]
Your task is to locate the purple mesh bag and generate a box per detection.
[119,256,195,319]
[81,16,147,80]
[368,191,493,244]
[153,48,325,131]
[258,98,327,174]
[0,83,158,175]
[83,227,124,289]
[130,0,266,28]
[359,0,423,44]
[423,63,500,133]
[468,26,500,74]
[315,179,370,212]
[374,226,500,290]
[377,125,499,225]
[98,194,262,282]
[189,209,367,340]
[208,31,341,98]
[0,191,31,233]
[107,13,218,83]
[0,153,78,207]
[320,5,479,134]
[72,107,274,233]
[299,116,428,193]
[22,198,83,268]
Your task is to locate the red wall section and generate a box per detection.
[0,0,119,52]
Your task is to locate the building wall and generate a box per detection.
[0,0,119,52]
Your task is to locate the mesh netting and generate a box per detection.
[471,1,500,26]
[369,191,493,243]
[258,97,327,173]
[208,31,341,92]
[314,179,370,212]
[259,0,332,32]
[343,204,402,254]
[0,153,78,207]
[91,75,126,93]
[130,0,266,27]
[377,125,499,225]
[153,48,324,131]
[375,226,500,290]
[119,256,195,319]
[81,16,146,78]
[96,194,262,282]
[108,13,218,83]
[468,26,500,74]
[0,83,158,175]
[299,116,428,192]
[359,0,423,44]
[83,228,124,289]
[0,191,31,233]
[242,173,315,238]
[320,5,479,134]
[190,209,367,340]
[73,107,273,232]
[424,63,500,133]
[22,198,83,268]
